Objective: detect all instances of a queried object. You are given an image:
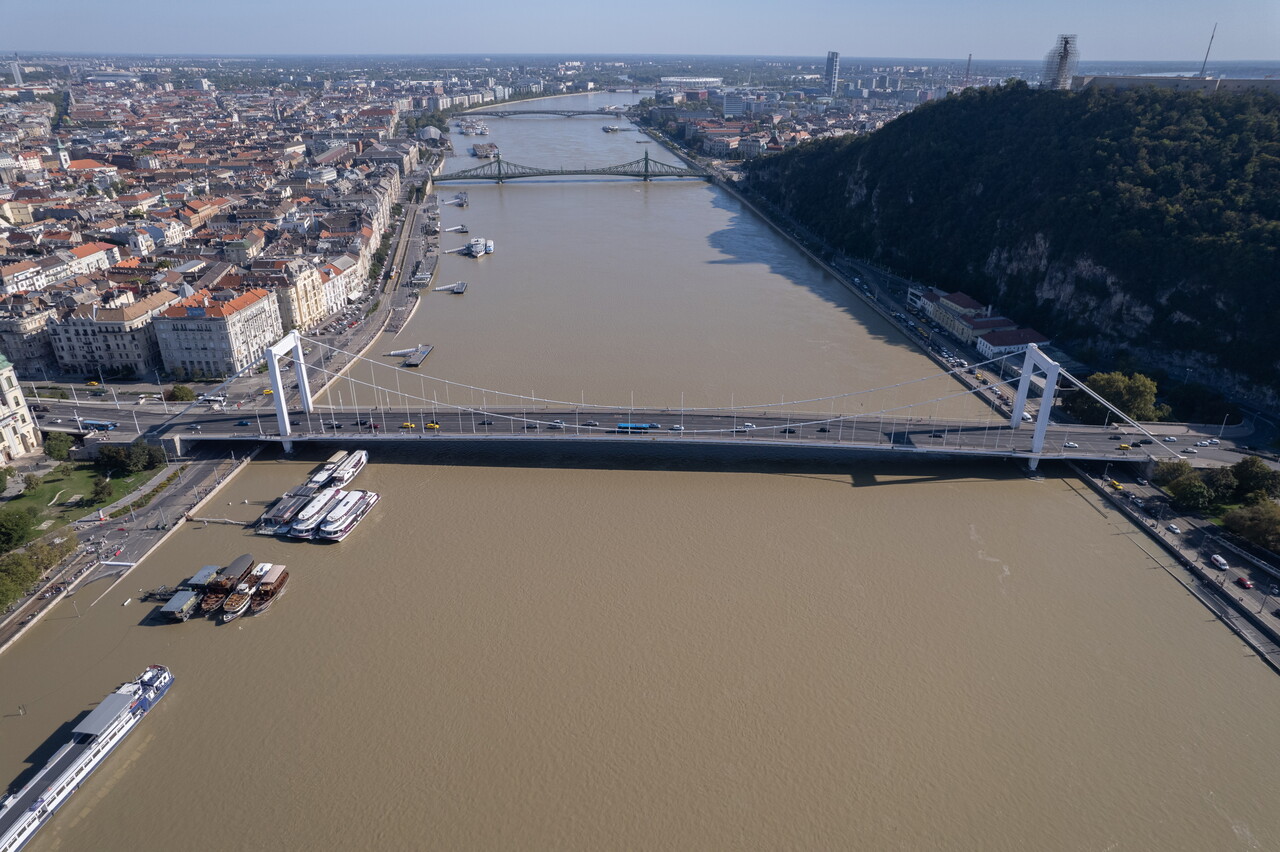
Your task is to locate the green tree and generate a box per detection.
[96,445,127,472]
[0,466,14,492]
[90,476,113,503]
[1202,466,1238,503]
[0,507,34,550]
[1231,456,1280,499]
[166,384,196,402]
[1152,459,1194,486]
[22,474,40,494]
[1168,474,1212,511]
[127,440,153,473]
[1066,372,1171,424]
[44,431,73,460]
[1223,501,1280,551]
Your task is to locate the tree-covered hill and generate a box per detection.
[744,82,1280,397]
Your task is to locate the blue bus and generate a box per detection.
[616,423,660,432]
[80,419,119,431]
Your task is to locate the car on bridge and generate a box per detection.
[477,419,494,426]
[1063,441,1079,448]
[1166,523,1182,534]
[817,427,831,433]
[669,425,684,431]
[1236,577,1255,590]
[582,421,599,427]
[425,421,440,429]
[236,420,251,426]
[401,422,417,429]
[779,428,796,434]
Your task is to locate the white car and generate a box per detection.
[1166,524,1182,534]
[1207,438,1220,445]
[742,422,757,429]
[1185,448,1198,453]
[1162,436,1178,442]
[1063,441,1079,448]
[668,425,684,431]
[1194,441,1210,447]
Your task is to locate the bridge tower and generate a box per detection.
[642,150,652,181]
[1010,343,1060,469]
[264,330,313,450]
[494,154,504,184]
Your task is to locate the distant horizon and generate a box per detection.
[3,50,1279,69]
[3,0,1275,62]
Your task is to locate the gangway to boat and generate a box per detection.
[444,225,468,232]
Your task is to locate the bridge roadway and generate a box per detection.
[461,109,624,118]
[36,399,1183,463]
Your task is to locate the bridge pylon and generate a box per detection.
[264,330,312,450]
[1010,344,1060,469]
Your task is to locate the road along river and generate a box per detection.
[3,92,1280,851]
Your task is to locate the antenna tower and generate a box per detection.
[1198,23,1217,77]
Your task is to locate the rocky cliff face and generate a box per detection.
[743,82,1280,399]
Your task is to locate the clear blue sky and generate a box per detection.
[5,0,1277,61]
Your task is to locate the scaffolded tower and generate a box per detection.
[825,51,840,98]
[1041,35,1078,90]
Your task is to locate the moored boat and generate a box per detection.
[221,562,272,622]
[485,239,494,254]
[317,490,381,542]
[305,451,348,489]
[249,565,289,615]
[199,554,255,613]
[288,487,343,539]
[0,665,173,852]
[329,449,368,487]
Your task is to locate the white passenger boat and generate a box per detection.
[485,239,494,254]
[0,666,173,852]
[317,491,381,542]
[288,487,343,539]
[330,449,368,487]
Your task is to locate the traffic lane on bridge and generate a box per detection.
[210,409,1127,454]
[30,400,1178,459]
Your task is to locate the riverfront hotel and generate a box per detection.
[0,353,37,460]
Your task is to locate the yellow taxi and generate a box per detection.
[86,381,99,386]
[1110,480,1124,490]
[401,422,417,429]
[425,421,440,429]
[262,388,273,395]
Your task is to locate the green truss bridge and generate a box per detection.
[433,152,709,183]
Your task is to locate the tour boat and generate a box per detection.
[249,565,289,615]
[0,666,173,852]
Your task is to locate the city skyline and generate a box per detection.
[2,0,1276,63]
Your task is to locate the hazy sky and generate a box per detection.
[4,0,1277,61]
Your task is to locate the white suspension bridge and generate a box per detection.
[43,331,1188,470]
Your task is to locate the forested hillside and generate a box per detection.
[744,82,1280,396]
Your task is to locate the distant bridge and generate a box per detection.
[461,109,625,118]
[434,152,709,183]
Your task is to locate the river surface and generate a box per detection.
[4,92,1280,851]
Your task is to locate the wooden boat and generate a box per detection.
[199,553,254,613]
[221,563,271,622]
[248,565,289,615]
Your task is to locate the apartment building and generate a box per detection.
[154,287,283,377]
